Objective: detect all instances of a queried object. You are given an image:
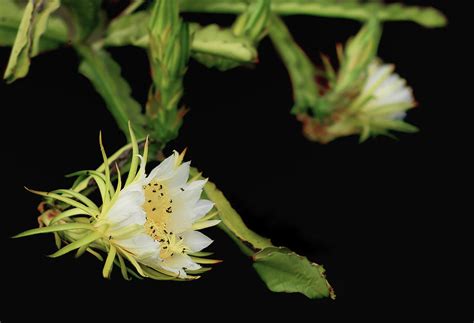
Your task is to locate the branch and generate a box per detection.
[179,0,447,28]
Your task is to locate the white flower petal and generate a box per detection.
[145,152,178,184]
[117,232,160,260]
[162,161,190,189]
[166,205,194,234]
[192,199,214,221]
[181,230,213,252]
[193,220,221,230]
[185,179,207,191]
[106,182,146,230]
[363,63,393,93]
[161,254,201,277]
[166,189,211,233]
[361,60,415,120]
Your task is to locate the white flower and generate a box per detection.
[19,128,220,280]
[355,60,416,120]
[100,151,217,278]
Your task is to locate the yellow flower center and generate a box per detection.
[143,180,187,259]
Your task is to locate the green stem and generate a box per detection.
[268,15,319,115]
[218,223,254,257]
[76,45,147,140]
[179,0,446,28]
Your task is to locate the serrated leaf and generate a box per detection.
[61,0,102,41]
[253,247,335,299]
[3,0,62,83]
[191,23,258,70]
[78,46,147,139]
[180,0,447,28]
[104,11,149,47]
[200,173,334,299]
[104,13,257,70]
[0,0,67,50]
[194,168,334,299]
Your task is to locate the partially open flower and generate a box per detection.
[299,59,418,143]
[16,126,220,280]
[297,20,418,143]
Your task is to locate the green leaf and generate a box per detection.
[179,0,447,28]
[3,0,61,83]
[104,13,257,70]
[197,169,334,299]
[0,0,67,49]
[191,23,258,71]
[103,11,149,48]
[61,0,102,41]
[253,247,335,299]
[268,15,319,115]
[77,46,147,140]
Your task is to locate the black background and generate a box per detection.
[0,1,465,322]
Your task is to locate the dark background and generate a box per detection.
[0,1,464,322]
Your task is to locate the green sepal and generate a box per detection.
[13,223,95,238]
[334,18,382,95]
[50,208,88,225]
[26,188,99,217]
[49,231,103,258]
[189,256,222,265]
[102,245,117,278]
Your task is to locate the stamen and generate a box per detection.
[142,179,189,260]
